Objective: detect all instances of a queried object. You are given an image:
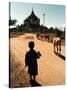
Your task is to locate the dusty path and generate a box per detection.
[9,33,65,87]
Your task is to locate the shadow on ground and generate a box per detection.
[30,80,41,87]
[54,52,65,61]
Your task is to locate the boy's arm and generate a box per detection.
[37,51,41,58]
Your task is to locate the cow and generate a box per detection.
[36,33,49,42]
[53,37,61,53]
[44,34,49,42]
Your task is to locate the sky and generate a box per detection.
[10,2,65,29]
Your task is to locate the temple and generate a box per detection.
[24,9,40,32]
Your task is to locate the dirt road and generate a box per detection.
[9,33,65,87]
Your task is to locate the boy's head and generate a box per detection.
[29,41,35,49]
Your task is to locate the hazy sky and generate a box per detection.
[10,2,65,28]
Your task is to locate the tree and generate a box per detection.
[9,19,17,26]
[49,27,54,33]
[54,27,62,37]
[9,19,17,32]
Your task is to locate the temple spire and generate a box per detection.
[31,8,34,15]
[32,8,33,11]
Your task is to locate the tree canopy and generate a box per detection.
[9,19,17,26]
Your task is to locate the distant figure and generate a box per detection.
[36,33,41,40]
[53,37,61,53]
[44,34,49,42]
[25,41,41,81]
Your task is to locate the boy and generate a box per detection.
[25,41,41,81]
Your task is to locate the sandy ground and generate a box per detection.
[9,33,65,88]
